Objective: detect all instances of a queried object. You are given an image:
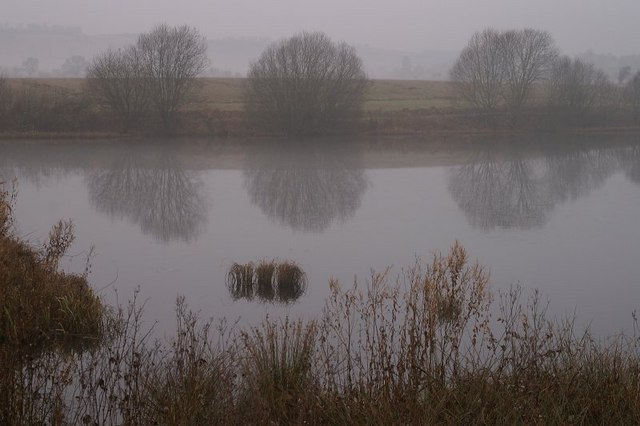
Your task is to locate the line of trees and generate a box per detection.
[546,56,614,123]
[450,27,640,125]
[87,24,208,131]
[7,23,640,135]
[87,28,368,136]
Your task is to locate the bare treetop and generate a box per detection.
[450,28,558,114]
[246,31,368,136]
[138,24,208,128]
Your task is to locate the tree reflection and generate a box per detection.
[543,143,617,203]
[448,143,550,230]
[243,141,368,233]
[86,151,206,243]
[448,139,625,231]
[617,144,640,184]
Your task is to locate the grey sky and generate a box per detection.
[4,0,640,55]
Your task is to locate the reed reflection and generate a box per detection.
[86,150,206,243]
[448,139,627,231]
[243,141,368,233]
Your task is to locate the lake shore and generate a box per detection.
[2,77,640,140]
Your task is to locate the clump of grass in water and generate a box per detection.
[275,261,307,304]
[227,262,255,301]
[226,259,307,303]
[255,259,277,301]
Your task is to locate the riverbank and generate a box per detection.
[1,77,639,139]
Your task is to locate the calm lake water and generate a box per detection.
[2,135,639,336]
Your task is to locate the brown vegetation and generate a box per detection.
[227,259,308,303]
[0,182,105,424]
[0,182,104,352]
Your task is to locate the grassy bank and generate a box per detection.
[3,77,637,139]
[1,184,639,424]
[0,181,105,424]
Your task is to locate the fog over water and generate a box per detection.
[4,1,640,55]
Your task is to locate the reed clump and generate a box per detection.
[227,262,256,301]
[226,259,307,303]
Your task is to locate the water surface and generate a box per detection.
[2,135,639,335]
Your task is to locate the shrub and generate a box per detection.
[87,23,208,132]
[86,46,150,130]
[245,32,368,136]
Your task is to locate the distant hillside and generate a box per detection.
[0,25,456,79]
[577,50,640,83]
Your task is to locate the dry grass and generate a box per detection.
[238,318,318,424]
[364,79,464,111]
[15,77,463,113]
[0,183,106,425]
[0,182,104,352]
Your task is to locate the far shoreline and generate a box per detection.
[1,77,640,140]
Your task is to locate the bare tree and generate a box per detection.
[450,29,506,112]
[245,32,368,136]
[137,24,208,130]
[451,28,557,114]
[624,71,640,119]
[60,55,89,77]
[22,57,39,77]
[500,29,557,112]
[618,66,632,85]
[86,47,149,130]
[0,74,12,116]
[547,56,611,123]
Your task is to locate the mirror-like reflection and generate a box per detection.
[543,142,616,204]
[448,138,634,231]
[227,260,308,304]
[86,149,206,243]
[243,141,369,233]
[618,144,640,184]
[2,136,640,336]
[448,144,550,230]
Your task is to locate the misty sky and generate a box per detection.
[5,0,640,55]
